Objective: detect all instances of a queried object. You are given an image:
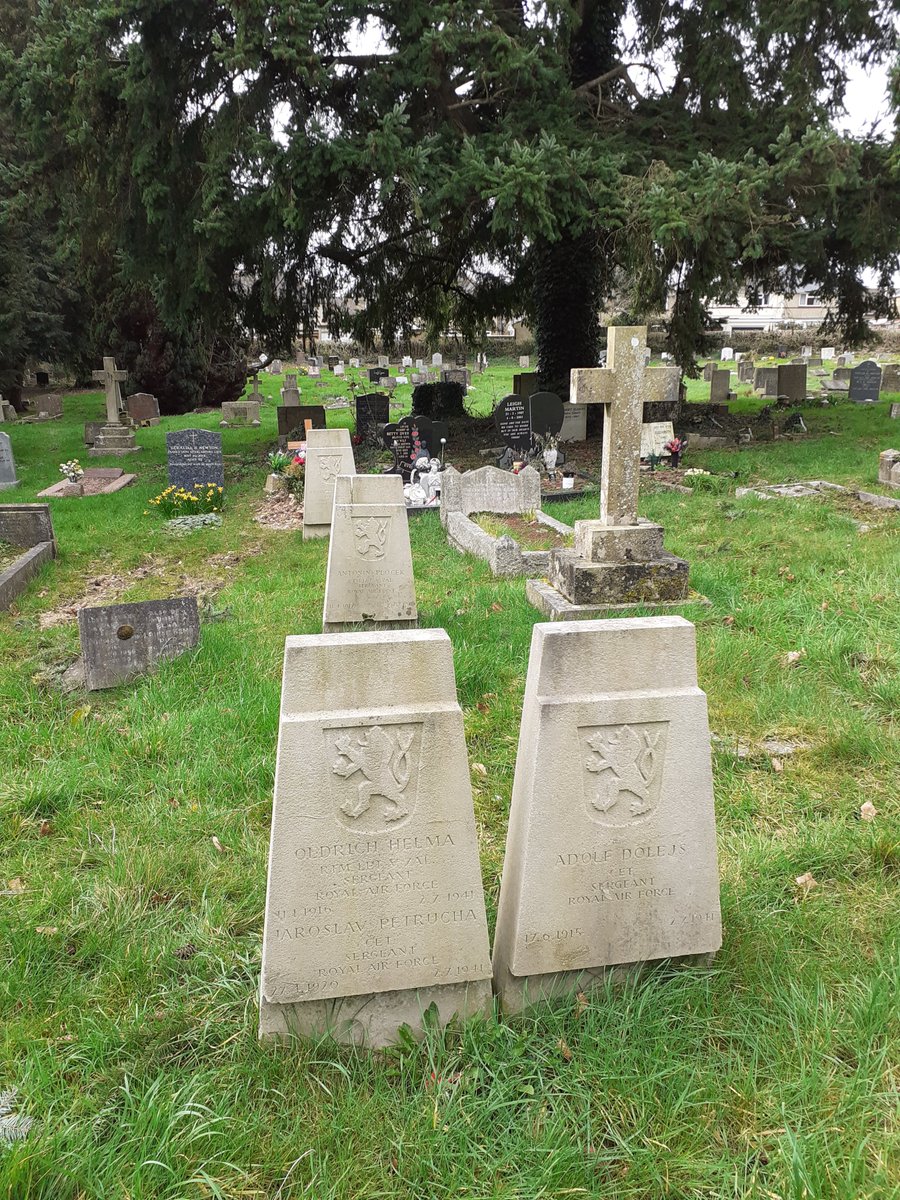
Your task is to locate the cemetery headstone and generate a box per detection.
[0,503,56,611]
[754,367,779,397]
[0,432,17,489]
[512,372,541,400]
[268,359,284,374]
[738,360,755,384]
[277,405,325,439]
[125,393,160,424]
[84,421,105,447]
[831,368,851,386]
[401,356,412,368]
[848,360,882,404]
[333,364,345,377]
[350,358,360,369]
[166,429,224,489]
[322,474,417,631]
[880,364,900,392]
[441,368,470,388]
[720,347,734,361]
[221,400,261,426]
[518,355,530,368]
[355,393,391,441]
[37,395,63,419]
[702,363,715,382]
[709,369,731,403]
[303,427,356,539]
[877,449,900,489]
[640,421,675,459]
[90,357,139,455]
[328,356,340,370]
[77,598,200,690]
[821,347,835,360]
[258,629,493,1045]
[431,353,443,367]
[415,359,424,370]
[382,414,447,480]
[377,355,390,369]
[492,616,721,1013]
[777,364,807,402]
[559,403,587,443]
[368,367,390,384]
[890,403,900,419]
[281,373,301,406]
[494,395,532,453]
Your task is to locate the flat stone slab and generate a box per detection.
[527,577,709,619]
[735,480,848,500]
[259,629,493,1046]
[856,490,900,511]
[0,541,55,611]
[492,617,721,1014]
[37,471,136,498]
[77,598,200,689]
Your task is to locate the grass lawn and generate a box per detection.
[0,361,898,1199]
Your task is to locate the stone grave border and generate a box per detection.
[0,504,57,611]
[441,465,574,578]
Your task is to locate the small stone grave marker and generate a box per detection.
[356,393,391,440]
[368,367,389,384]
[221,400,261,426]
[849,360,882,404]
[559,403,587,442]
[281,374,301,405]
[259,628,492,1045]
[777,364,807,402]
[77,598,200,690]
[323,474,417,631]
[303,428,356,539]
[277,405,325,439]
[640,421,675,458]
[431,353,442,367]
[37,395,63,419]
[518,355,530,368]
[125,393,160,424]
[720,347,734,361]
[0,432,17,490]
[492,616,721,1013]
[166,429,224,489]
[709,369,731,403]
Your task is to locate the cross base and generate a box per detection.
[88,424,141,457]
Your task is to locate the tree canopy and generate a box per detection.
[3,0,898,399]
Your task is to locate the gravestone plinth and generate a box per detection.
[259,629,493,1045]
[323,475,417,631]
[220,400,261,426]
[528,327,691,618]
[492,617,721,1013]
[877,449,900,490]
[166,429,224,489]
[303,428,356,539]
[0,432,17,490]
[77,598,200,690]
[89,424,140,456]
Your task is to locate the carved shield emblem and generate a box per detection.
[578,722,668,826]
[326,722,422,832]
[353,516,389,561]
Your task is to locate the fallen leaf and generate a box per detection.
[723,615,735,626]
[771,757,784,773]
[70,705,91,725]
[211,835,226,854]
[557,1038,573,1062]
[859,801,878,822]
[574,991,589,1018]
[167,798,180,809]
[490,602,504,613]
[38,820,53,837]
[782,649,806,667]
[4,879,25,894]
[472,762,487,777]
[795,871,818,894]
[35,926,57,935]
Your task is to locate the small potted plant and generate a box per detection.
[561,468,576,491]
[665,436,685,469]
[59,459,85,496]
[266,449,293,494]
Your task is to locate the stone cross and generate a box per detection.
[91,357,127,425]
[570,326,679,526]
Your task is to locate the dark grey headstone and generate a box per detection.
[702,363,715,382]
[78,598,200,690]
[832,368,851,385]
[0,432,17,490]
[166,429,224,489]
[528,392,565,438]
[441,368,470,388]
[494,395,532,451]
[0,503,55,549]
[382,414,447,479]
[355,394,390,439]
[36,394,63,419]
[277,405,326,438]
[754,367,779,397]
[368,367,390,384]
[512,372,541,400]
[709,369,731,403]
[738,360,755,383]
[125,392,160,423]
[777,364,807,402]
[84,421,105,446]
[849,360,882,404]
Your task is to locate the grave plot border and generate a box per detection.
[0,504,57,611]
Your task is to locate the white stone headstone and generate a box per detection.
[492,617,722,1013]
[350,358,360,369]
[259,628,493,1045]
[821,347,835,360]
[518,355,530,368]
[334,365,345,376]
[640,421,675,458]
[323,475,417,631]
[431,353,443,367]
[559,403,587,443]
[303,428,356,540]
[802,346,812,358]
[415,359,424,370]
[720,347,734,361]
[378,355,390,369]
[402,356,412,368]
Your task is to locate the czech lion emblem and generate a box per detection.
[579,722,668,825]
[353,516,388,561]
[330,724,419,827]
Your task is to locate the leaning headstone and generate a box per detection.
[281,374,301,406]
[890,403,900,420]
[220,400,261,426]
[848,360,882,404]
[323,474,417,631]
[125,393,160,425]
[166,429,224,489]
[777,364,807,402]
[355,393,391,441]
[36,395,63,419]
[277,405,325,439]
[303,427,356,539]
[259,628,493,1045]
[492,616,722,1013]
[880,364,900,392]
[0,432,17,490]
[77,598,200,690]
[709,369,731,403]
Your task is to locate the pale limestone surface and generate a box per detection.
[877,449,900,490]
[0,432,17,489]
[302,428,356,539]
[493,617,721,1013]
[640,421,675,459]
[440,465,541,525]
[323,475,417,630]
[259,629,493,1045]
[91,356,126,425]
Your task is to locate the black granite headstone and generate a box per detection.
[494,395,532,452]
[528,392,564,438]
[381,414,447,479]
[355,393,390,439]
[368,367,390,384]
[848,360,882,404]
[165,429,224,489]
[277,405,326,438]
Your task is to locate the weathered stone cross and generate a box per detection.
[570,326,680,526]
[91,356,127,425]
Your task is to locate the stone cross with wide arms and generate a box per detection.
[91,356,127,425]
[570,326,680,526]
